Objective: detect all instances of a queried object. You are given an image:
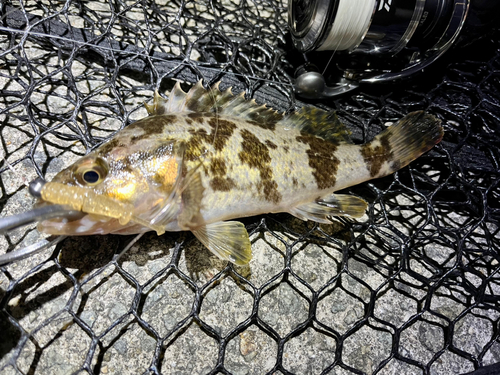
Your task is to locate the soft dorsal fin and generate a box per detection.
[146,81,283,128]
[278,106,353,144]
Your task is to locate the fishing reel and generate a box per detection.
[289,0,497,99]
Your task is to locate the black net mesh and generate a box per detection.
[1,1,499,374]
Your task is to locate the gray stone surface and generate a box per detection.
[199,276,253,336]
[259,281,310,337]
[162,323,218,374]
[282,327,337,374]
[225,326,277,375]
[343,323,393,374]
[399,318,445,364]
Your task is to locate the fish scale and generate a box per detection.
[15,81,442,266]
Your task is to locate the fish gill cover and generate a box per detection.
[0,1,499,374]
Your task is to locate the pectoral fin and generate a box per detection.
[178,168,204,229]
[191,221,252,265]
[152,149,204,230]
[290,194,367,223]
[149,142,187,227]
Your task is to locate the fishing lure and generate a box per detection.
[0,81,443,265]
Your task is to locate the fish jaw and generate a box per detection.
[37,213,132,235]
[34,178,184,236]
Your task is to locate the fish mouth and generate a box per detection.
[0,177,96,236]
[37,212,142,235]
[0,176,84,235]
[1,177,165,238]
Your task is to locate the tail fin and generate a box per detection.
[362,111,443,178]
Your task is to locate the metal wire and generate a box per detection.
[0,1,499,374]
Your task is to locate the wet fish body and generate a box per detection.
[28,81,443,265]
[100,112,359,226]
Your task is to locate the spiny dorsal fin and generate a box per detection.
[147,81,351,141]
[146,81,283,129]
[279,106,353,144]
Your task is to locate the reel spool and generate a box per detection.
[289,0,496,98]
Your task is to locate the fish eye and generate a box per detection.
[82,170,100,184]
[74,157,109,186]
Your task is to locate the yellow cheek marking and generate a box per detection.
[156,159,178,188]
[108,180,137,201]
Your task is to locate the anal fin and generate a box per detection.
[191,221,252,266]
[290,194,367,223]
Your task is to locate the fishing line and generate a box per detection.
[1,157,29,188]
[321,0,376,76]
[318,0,375,52]
[113,232,145,262]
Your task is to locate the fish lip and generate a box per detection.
[0,204,84,235]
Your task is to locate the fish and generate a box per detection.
[0,81,443,266]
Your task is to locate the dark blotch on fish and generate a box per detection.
[244,104,282,131]
[185,128,209,162]
[98,138,124,156]
[239,129,271,167]
[209,158,237,192]
[296,133,339,190]
[184,116,237,161]
[210,157,227,176]
[127,114,177,136]
[259,180,281,203]
[207,117,237,151]
[265,140,278,150]
[188,112,206,124]
[360,133,393,177]
[130,134,150,145]
[239,129,282,203]
[210,177,236,191]
[248,120,276,131]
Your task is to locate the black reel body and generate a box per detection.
[289,0,498,98]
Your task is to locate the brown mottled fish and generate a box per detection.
[2,81,443,265]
